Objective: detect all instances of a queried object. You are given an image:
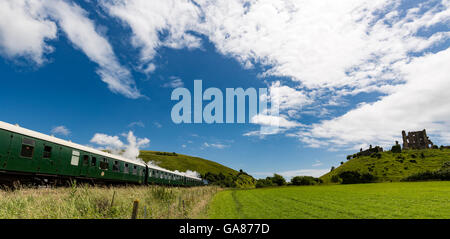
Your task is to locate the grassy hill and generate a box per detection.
[321,148,450,183]
[139,151,238,176]
[139,151,256,188]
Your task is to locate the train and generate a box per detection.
[0,121,204,187]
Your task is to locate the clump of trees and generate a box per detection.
[255,178,276,188]
[255,174,286,188]
[336,171,377,184]
[291,176,323,185]
[202,170,256,188]
[391,144,402,153]
[256,174,323,188]
[403,161,450,181]
[155,152,178,156]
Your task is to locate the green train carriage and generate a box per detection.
[0,121,204,186]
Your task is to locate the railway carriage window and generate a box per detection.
[20,138,35,158]
[100,158,109,170]
[71,151,80,166]
[43,146,52,158]
[83,155,89,166]
[113,160,119,172]
[91,157,97,166]
[124,163,129,174]
[132,165,137,175]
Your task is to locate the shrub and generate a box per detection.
[255,178,275,188]
[270,174,286,186]
[346,155,352,160]
[403,170,450,181]
[338,171,376,184]
[403,161,450,181]
[202,172,256,188]
[331,175,341,183]
[291,176,321,186]
[391,144,402,153]
[155,152,178,156]
[443,161,450,169]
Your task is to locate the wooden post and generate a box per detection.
[167,201,170,218]
[110,191,116,208]
[182,200,186,218]
[131,200,139,219]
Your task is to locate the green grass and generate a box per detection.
[321,148,450,183]
[207,182,450,219]
[0,185,221,219]
[139,151,238,176]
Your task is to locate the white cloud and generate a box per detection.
[0,0,57,64]
[252,168,329,179]
[0,0,141,99]
[312,160,323,167]
[301,47,450,149]
[90,133,124,149]
[44,0,141,99]
[251,114,303,129]
[162,76,184,88]
[100,0,202,70]
[197,0,450,91]
[51,126,70,136]
[3,0,450,150]
[203,142,229,149]
[128,121,145,128]
[195,0,450,148]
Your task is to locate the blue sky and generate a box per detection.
[1,0,449,179]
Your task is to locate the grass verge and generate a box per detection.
[0,184,221,219]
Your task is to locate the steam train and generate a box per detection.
[0,121,204,186]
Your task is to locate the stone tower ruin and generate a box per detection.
[402,129,433,150]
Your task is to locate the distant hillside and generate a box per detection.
[139,151,255,188]
[321,148,450,183]
[139,151,238,176]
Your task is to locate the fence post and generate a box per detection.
[131,199,139,219]
[110,191,116,208]
[182,200,186,218]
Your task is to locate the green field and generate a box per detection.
[139,151,238,176]
[321,148,450,183]
[207,182,450,219]
[0,185,220,219]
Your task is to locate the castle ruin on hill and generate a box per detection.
[402,129,434,149]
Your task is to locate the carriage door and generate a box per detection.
[79,154,90,177]
[0,130,12,169]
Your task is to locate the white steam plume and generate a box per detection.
[90,131,201,178]
[90,130,149,164]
